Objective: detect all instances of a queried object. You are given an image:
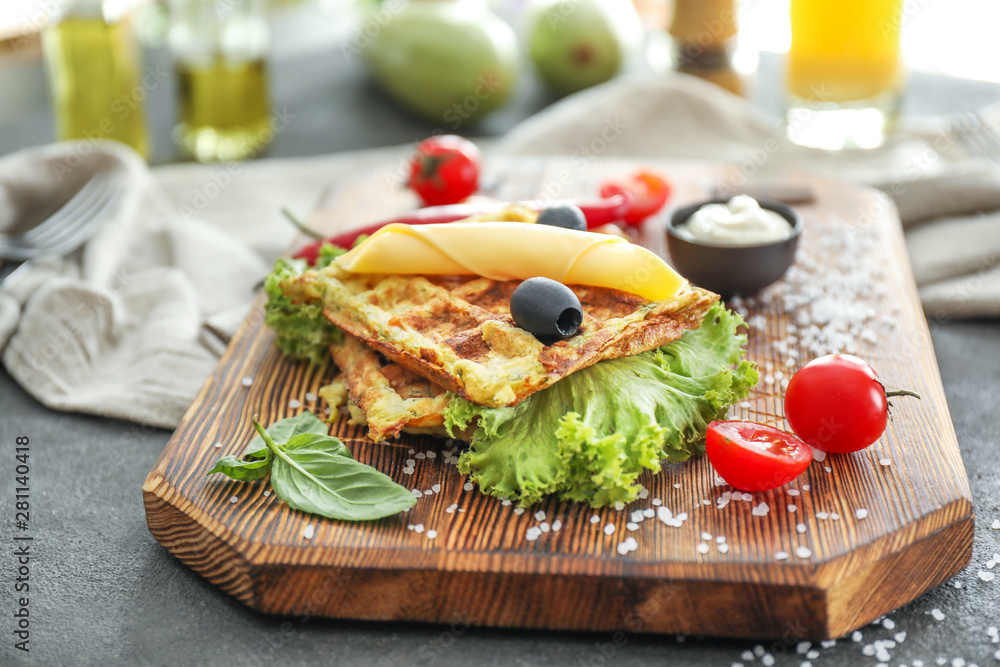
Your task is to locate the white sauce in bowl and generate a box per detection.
[676,195,792,245]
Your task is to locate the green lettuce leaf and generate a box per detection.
[445,303,757,507]
[263,246,345,365]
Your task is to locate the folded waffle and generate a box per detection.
[329,334,454,442]
[283,265,718,412]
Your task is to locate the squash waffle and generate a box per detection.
[283,266,719,409]
[329,334,454,442]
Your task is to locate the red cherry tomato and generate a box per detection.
[599,169,673,226]
[706,421,813,492]
[407,135,481,206]
[784,354,918,454]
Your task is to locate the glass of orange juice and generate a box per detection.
[786,0,904,149]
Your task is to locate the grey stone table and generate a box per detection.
[1,24,1000,667]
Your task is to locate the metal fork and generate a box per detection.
[0,174,123,284]
[950,108,1000,163]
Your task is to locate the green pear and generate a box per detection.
[527,0,642,96]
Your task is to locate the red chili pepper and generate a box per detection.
[291,195,632,264]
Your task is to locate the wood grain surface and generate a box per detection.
[143,158,973,640]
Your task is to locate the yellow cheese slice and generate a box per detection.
[334,222,687,302]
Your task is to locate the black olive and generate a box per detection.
[535,205,587,232]
[510,277,583,341]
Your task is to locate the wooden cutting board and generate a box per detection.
[143,158,972,640]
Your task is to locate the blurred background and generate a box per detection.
[1,0,998,163]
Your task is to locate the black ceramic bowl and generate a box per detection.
[666,198,802,298]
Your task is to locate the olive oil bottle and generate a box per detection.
[43,0,150,158]
[169,0,272,162]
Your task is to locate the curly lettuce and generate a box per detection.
[263,244,345,365]
[445,303,757,507]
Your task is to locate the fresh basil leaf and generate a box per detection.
[269,436,416,521]
[244,410,329,459]
[282,432,352,457]
[207,454,272,481]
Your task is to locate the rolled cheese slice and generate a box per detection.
[334,222,688,302]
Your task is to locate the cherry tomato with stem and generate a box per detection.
[783,354,921,454]
[599,169,673,226]
[706,420,813,492]
[407,135,481,206]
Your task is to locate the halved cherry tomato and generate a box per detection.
[705,421,813,492]
[784,354,920,454]
[599,169,673,226]
[407,135,481,206]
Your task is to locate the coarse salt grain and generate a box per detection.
[752,503,769,516]
[426,530,437,539]
[852,631,863,642]
[979,571,996,582]
[930,608,945,621]
[214,442,223,449]
[701,532,712,541]
[513,507,525,515]
[879,458,891,466]
[263,490,271,497]
[718,543,730,554]
[788,489,800,496]
[643,508,654,518]
[590,514,601,524]
[856,508,869,519]
[414,524,424,534]
[696,543,710,554]
[552,520,562,532]
[991,519,1000,530]
[796,546,812,559]
[534,511,546,521]
[463,482,473,491]
[303,525,315,539]
[787,504,797,513]
[525,527,541,541]
[539,522,550,533]
[241,377,253,387]
[604,524,615,535]
[305,392,317,401]
[288,399,301,409]
[229,496,238,504]
[626,522,639,531]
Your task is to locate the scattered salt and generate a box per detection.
[979,571,996,582]
[426,530,437,539]
[413,524,424,534]
[534,511,546,521]
[463,482,474,491]
[241,377,253,387]
[879,458,891,466]
[856,508,869,520]
[752,503,769,516]
[604,524,616,536]
[930,608,945,621]
[539,522,550,533]
[263,490,271,497]
[590,514,601,524]
[787,504,797,513]
[696,543,710,554]
[797,523,807,533]
[229,496,238,504]
[796,546,812,559]
[303,525,315,539]
[213,442,223,449]
[288,399,301,409]
[305,392,317,401]
[626,522,639,531]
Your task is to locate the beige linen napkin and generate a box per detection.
[2,73,998,428]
